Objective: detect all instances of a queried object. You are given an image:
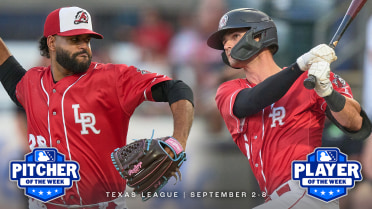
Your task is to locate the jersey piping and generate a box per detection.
[40,77,52,147]
[61,73,87,206]
[229,89,243,133]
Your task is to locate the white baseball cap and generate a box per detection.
[43,6,103,39]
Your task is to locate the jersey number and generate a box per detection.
[29,134,47,150]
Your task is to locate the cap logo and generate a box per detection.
[74,10,89,24]
[218,14,228,30]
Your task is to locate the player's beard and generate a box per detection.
[56,48,92,74]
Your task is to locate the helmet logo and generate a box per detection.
[218,15,228,30]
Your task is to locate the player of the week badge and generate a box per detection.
[9,148,80,202]
[291,147,362,202]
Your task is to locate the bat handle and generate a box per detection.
[303,75,316,89]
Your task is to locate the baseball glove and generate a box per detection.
[111,136,186,200]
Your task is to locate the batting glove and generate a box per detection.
[297,44,337,71]
[308,61,333,97]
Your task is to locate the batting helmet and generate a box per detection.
[207,8,278,66]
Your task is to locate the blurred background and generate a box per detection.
[1,0,372,208]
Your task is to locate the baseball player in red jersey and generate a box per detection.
[0,6,194,209]
[207,8,371,209]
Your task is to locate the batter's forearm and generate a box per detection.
[330,96,363,131]
[170,99,194,150]
[0,38,12,65]
[233,63,304,118]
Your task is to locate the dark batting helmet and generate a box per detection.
[207,8,278,66]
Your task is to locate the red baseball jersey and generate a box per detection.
[215,71,352,196]
[16,62,171,207]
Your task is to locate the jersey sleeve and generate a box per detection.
[215,80,247,137]
[15,67,46,109]
[115,65,171,115]
[319,72,353,110]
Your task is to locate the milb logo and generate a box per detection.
[292,148,362,202]
[9,148,80,202]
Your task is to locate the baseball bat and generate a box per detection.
[303,0,368,90]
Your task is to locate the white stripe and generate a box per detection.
[40,77,52,147]
[245,81,268,193]
[320,101,327,111]
[259,150,268,194]
[261,109,265,140]
[341,87,353,98]
[259,150,267,183]
[250,139,253,163]
[260,109,268,193]
[144,77,158,101]
[229,90,243,133]
[61,73,87,205]
[244,134,250,160]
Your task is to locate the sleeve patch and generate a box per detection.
[332,74,346,88]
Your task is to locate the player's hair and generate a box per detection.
[39,36,50,58]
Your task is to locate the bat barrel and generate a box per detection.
[329,15,353,48]
[303,0,365,90]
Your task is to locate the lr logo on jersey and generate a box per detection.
[292,148,362,202]
[9,148,80,202]
[269,106,285,127]
[73,104,101,135]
